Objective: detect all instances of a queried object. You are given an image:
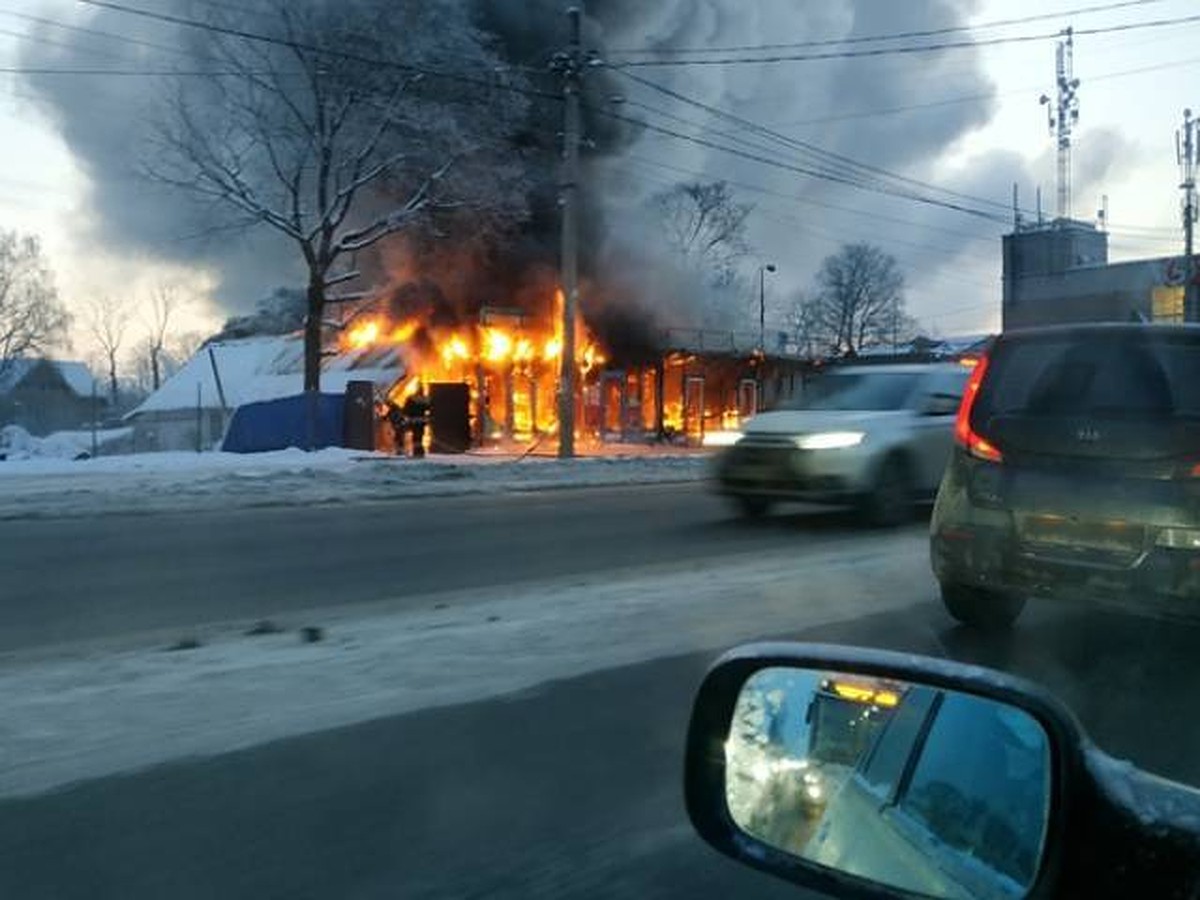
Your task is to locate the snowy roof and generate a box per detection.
[854,335,993,359]
[126,334,406,418]
[0,359,97,397]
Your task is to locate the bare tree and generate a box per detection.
[785,290,823,359]
[133,324,205,395]
[0,231,70,382]
[142,282,183,392]
[651,180,753,288]
[811,243,912,356]
[145,1,528,424]
[86,295,130,405]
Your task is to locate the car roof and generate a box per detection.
[828,362,968,376]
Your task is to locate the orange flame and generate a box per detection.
[345,319,381,350]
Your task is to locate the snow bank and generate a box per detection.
[0,532,930,798]
[0,424,132,461]
[0,448,708,519]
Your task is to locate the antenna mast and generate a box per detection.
[1040,28,1080,221]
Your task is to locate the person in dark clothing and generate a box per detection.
[402,388,431,458]
[385,401,407,456]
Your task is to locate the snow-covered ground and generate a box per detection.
[0,532,930,798]
[0,447,708,519]
[0,424,132,461]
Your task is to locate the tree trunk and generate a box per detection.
[302,272,325,451]
[108,357,119,407]
[303,275,324,394]
[151,348,161,391]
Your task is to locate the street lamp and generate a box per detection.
[759,263,777,353]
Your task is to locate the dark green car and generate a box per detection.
[931,323,1200,629]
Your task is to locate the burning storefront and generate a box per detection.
[339,286,607,450]
[336,283,814,452]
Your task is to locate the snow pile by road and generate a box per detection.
[0,448,708,519]
[0,424,132,461]
[0,532,931,798]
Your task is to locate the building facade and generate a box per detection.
[0,359,100,436]
[1002,218,1192,329]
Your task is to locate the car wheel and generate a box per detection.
[860,455,913,527]
[735,496,773,518]
[940,582,1026,630]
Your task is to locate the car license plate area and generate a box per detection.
[725,444,797,488]
[1018,514,1146,567]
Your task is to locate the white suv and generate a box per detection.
[712,363,970,525]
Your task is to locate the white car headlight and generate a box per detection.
[702,430,743,448]
[794,431,866,450]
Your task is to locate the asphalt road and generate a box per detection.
[0,483,869,652]
[5,486,1200,898]
[3,596,1199,899]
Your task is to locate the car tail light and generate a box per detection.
[954,354,1002,463]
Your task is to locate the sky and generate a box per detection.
[0,0,1196,366]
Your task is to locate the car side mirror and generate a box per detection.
[920,392,961,416]
[684,643,1200,900]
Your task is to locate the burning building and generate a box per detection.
[334,278,813,452]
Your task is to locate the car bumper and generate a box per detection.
[932,521,1200,616]
[712,442,872,503]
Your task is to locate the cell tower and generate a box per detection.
[1039,28,1080,221]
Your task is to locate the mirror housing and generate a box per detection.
[686,643,1200,899]
[685,644,1085,900]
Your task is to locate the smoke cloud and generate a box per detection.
[18,0,1133,338]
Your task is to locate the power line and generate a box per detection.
[0,66,258,76]
[608,0,1166,55]
[619,97,928,196]
[607,12,1200,68]
[608,161,1010,327]
[612,67,1020,217]
[772,53,1200,128]
[621,154,1003,246]
[0,7,193,58]
[71,0,563,102]
[593,103,1010,222]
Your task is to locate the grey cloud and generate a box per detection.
[20,0,1129,338]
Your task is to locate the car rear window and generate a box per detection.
[974,331,1200,425]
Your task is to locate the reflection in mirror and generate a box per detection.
[725,667,1051,900]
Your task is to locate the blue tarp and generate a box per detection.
[222,393,346,453]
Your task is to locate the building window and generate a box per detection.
[1152,285,1185,323]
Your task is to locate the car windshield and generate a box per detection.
[1,3,1196,899]
[790,372,921,411]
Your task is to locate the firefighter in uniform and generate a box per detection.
[402,387,431,458]
[385,400,407,456]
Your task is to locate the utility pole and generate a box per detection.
[1178,108,1198,322]
[1039,27,1080,221]
[551,7,583,458]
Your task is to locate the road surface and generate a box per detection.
[2,485,1198,898]
[0,483,866,652]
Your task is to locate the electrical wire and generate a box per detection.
[607,0,1166,55]
[593,103,1011,223]
[71,0,563,102]
[611,67,1021,217]
[607,12,1200,68]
